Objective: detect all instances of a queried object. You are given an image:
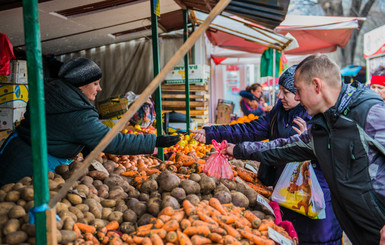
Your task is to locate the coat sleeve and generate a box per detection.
[73,112,156,155]
[233,129,317,166]
[205,109,275,144]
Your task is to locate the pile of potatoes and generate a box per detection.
[0,159,273,244]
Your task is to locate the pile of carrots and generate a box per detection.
[72,197,293,244]
[233,167,272,198]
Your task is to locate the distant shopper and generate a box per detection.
[0,57,179,185]
[370,65,385,101]
[239,83,264,116]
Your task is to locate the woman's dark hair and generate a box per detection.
[246,83,262,92]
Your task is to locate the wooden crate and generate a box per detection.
[161,83,209,127]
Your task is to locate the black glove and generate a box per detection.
[155,135,181,148]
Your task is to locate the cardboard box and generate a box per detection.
[216,100,234,124]
[0,129,12,148]
[168,121,198,133]
[0,84,29,108]
[0,107,26,130]
[97,95,128,119]
[0,60,28,84]
[164,64,210,84]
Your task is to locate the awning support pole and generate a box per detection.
[184,9,191,133]
[272,49,276,106]
[22,0,50,244]
[150,0,164,160]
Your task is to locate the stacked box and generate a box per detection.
[97,95,128,119]
[164,64,210,85]
[0,60,28,130]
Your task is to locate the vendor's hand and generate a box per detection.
[293,117,307,135]
[380,225,385,245]
[155,135,180,148]
[189,129,206,143]
[225,143,236,159]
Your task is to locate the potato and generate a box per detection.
[103,160,116,173]
[49,191,58,200]
[93,179,103,188]
[185,194,200,205]
[231,191,249,208]
[84,212,96,225]
[0,202,16,216]
[94,219,108,229]
[265,215,275,221]
[24,201,34,212]
[76,184,90,196]
[23,223,35,236]
[102,207,113,220]
[75,204,89,213]
[214,191,231,204]
[180,179,200,195]
[252,210,265,220]
[88,193,101,203]
[69,161,82,171]
[81,176,94,186]
[201,194,212,201]
[150,192,161,199]
[5,191,20,202]
[56,202,69,213]
[171,187,186,202]
[215,183,230,194]
[161,196,180,210]
[63,217,76,230]
[220,179,237,191]
[8,205,26,219]
[104,174,125,188]
[132,202,147,217]
[199,176,216,194]
[68,206,84,219]
[12,182,24,191]
[18,176,32,186]
[114,166,126,175]
[96,184,109,198]
[67,193,83,205]
[89,170,109,181]
[138,193,149,202]
[162,192,171,199]
[3,219,20,236]
[109,186,128,200]
[55,164,69,175]
[54,177,65,186]
[147,198,161,216]
[1,183,15,192]
[127,188,140,199]
[0,190,6,202]
[85,199,102,219]
[17,199,26,207]
[101,199,116,208]
[157,170,180,192]
[58,210,78,222]
[108,211,123,223]
[116,199,126,207]
[137,213,154,226]
[5,231,28,244]
[235,182,257,207]
[60,230,77,244]
[119,222,135,234]
[28,237,36,245]
[56,229,62,243]
[126,198,140,210]
[140,179,158,194]
[57,219,64,230]
[189,173,201,182]
[115,204,128,213]
[0,214,8,227]
[123,209,137,223]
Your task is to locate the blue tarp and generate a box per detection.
[341,65,362,76]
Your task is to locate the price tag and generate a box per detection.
[245,163,258,174]
[91,160,109,175]
[268,227,294,245]
[256,194,275,217]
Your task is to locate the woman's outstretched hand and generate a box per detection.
[189,129,206,143]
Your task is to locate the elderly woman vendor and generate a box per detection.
[0,57,179,185]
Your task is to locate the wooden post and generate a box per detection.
[46,208,58,245]
[49,0,232,208]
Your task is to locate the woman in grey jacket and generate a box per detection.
[0,57,179,185]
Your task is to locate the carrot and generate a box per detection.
[133,236,144,244]
[240,239,251,245]
[213,214,236,224]
[183,200,197,216]
[221,223,241,240]
[243,210,261,228]
[84,233,100,245]
[120,171,137,177]
[209,198,227,215]
[150,233,163,245]
[105,221,119,231]
[180,219,191,230]
[175,153,196,166]
[183,226,210,237]
[150,229,167,239]
[109,236,123,245]
[159,206,175,216]
[158,215,171,223]
[75,223,96,234]
[136,229,154,237]
[96,231,106,242]
[237,171,254,182]
[121,234,133,243]
[196,210,218,225]
[166,231,178,243]
[239,229,274,245]
[177,230,193,245]
[172,210,185,222]
[146,169,161,175]
[188,215,200,223]
[154,219,164,229]
[252,229,262,237]
[190,235,212,245]
[223,235,242,245]
[73,223,82,239]
[206,205,221,217]
[142,237,152,245]
[163,219,179,232]
[137,224,154,232]
[208,233,223,243]
[210,226,227,236]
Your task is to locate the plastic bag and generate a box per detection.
[203,140,234,180]
[272,161,326,219]
[125,91,156,129]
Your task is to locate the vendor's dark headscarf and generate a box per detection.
[279,65,297,94]
[58,57,102,87]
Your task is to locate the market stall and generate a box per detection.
[364,24,385,82]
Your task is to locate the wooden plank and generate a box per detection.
[162,109,208,115]
[46,208,58,245]
[162,100,208,107]
[194,118,210,124]
[161,84,208,91]
[161,93,209,99]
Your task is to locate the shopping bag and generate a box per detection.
[272,161,325,219]
[203,140,234,180]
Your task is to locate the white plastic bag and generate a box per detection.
[272,161,325,219]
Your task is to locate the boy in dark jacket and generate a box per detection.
[226,54,385,245]
[0,57,179,185]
